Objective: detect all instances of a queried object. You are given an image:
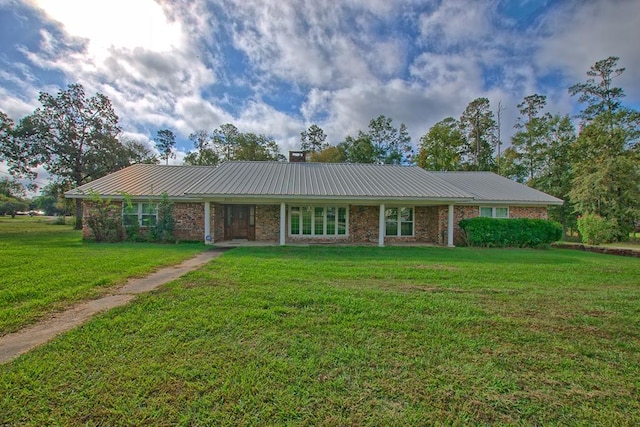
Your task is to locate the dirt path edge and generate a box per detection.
[0,249,228,365]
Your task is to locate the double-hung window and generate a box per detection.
[290,206,347,236]
[123,202,158,227]
[479,206,509,218]
[385,207,414,236]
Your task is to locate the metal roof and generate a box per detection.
[184,162,472,200]
[66,162,563,205]
[431,172,564,205]
[65,164,219,198]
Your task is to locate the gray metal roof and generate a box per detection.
[184,162,472,200]
[431,172,564,205]
[66,162,562,205]
[65,164,219,198]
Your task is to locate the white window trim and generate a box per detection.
[385,206,415,237]
[288,205,349,237]
[123,202,158,227]
[479,206,509,219]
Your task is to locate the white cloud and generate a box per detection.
[418,0,494,48]
[26,0,184,58]
[535,0,640,102]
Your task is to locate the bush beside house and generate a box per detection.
[459,217,562,248]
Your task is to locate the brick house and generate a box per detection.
[66,161,562,246]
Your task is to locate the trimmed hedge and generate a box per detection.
[459,217,562,248]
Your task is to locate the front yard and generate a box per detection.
[0,217,205,334]
[1,241,639,425]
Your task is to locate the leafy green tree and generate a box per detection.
[212,123,241,162]
[233,133,284,161]
[154,129,176,165]
[569,56,625,128]
[184,130,219,166]
[367,115,412,164]
[569,57,640,240]
[530,114,577,236]
[0,177,26,199]
[338,133,377,164]
[499,147,527,183]
[310,145,346,163]
[459,97,497,171]
[121,139,158,165]
[511,94,551,181]
[14,84,122,229]
[300,124,328,153]
[416,117,463,171]
[0,195,28,218]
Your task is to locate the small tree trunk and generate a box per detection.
[74,198,83,230]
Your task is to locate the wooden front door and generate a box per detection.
[224,205,255,240]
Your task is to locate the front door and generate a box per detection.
[224,205,255,240]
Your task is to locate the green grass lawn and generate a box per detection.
[1,245,639,425]
[0,216,205,334]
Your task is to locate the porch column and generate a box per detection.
[378,203,385,247]
[279,202,286,246]
[204,201,212,244]
[447,204,455,247]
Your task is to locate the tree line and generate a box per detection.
[298,57,639,241]
[1,57,638,241]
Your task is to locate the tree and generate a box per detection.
[338,133,377,164]
[568,56,625,128]
[212,123,240,162]
[511,94,551,181]
[367,115,413,164]
[0,177,26,199]
[459,97,497,171]
[416,117,464,171]
[234,133,284,161]
[499,147,527,183]
[300,124,328,152]
[0,112,38,180]
[569,57,640,240]
[310,145,346,163]
[184,130,219,166]
[154,129,176,165]
[530,114,577,236]
[121,139,158,165]
[18,84,122,229]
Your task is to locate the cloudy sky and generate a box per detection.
[1,0,639,179]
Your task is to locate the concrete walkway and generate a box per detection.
[0,249,229,365]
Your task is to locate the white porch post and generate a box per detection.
[378,203,385,247]
[204,201,212,244]
[447,204,455,247]
[279,202,286,246]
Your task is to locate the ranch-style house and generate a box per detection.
[66,160,563,246]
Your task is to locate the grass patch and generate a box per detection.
[1,246,639,425]
[0,216,205,334]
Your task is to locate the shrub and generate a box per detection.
[459,217,562,248]
[577,213,616,245]
[84,190,124,242]
[150,192,175,243]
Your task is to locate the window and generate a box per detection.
[123,202,158,227]
[385,207,414,236]
[479,206,509,218]
[289,206,348,236]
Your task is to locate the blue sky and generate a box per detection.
[1,0,639,184]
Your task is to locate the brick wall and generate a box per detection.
[172,202,204,241]
[212,204,224,242]
[509,206,548,220]
[81,200,205,241]
[255,205,280,241]
[349,206,379,243]
[82,200,550,245]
